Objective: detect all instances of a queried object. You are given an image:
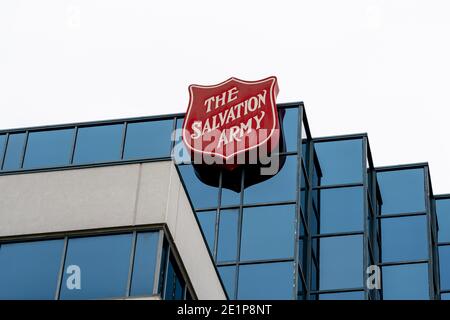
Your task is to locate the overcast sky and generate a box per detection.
[1,0,449,193]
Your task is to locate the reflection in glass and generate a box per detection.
[178,165,219,209]
[439,246,450,291]
[0,239,64,299]
[382,263,429,300]
[60,234,132,299]
[218,265,236,299]
[2,133,26,170]
[217,209,239,262]
[318,291,364,300]
[240,205,295,261]
[124,120,173,159]
[436,199,450,243]
[244,156,297,204]
[130,232,160,297]
[318,235,363,290]
[196,211,216,254]
[237,262,294,300]
[73,124,123,164]
[381,215,428,263]
[280,108,298,152]
[319,187,364,233]
[314,139,363,186]
[377,168,426,214]
[23,129,74,168]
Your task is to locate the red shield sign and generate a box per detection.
[182,76,280,169]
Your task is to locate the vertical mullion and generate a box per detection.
[292,105,302,300]
[55,236,69,300]
[0,133,9,170]
[424,166,435,299]
[125,231,137,297]
[305,135,315,299]
[362,137,370,300]
[69,126,79,164]
[234,167,245,300]
[120,122,128,160]
[19,130,29,169]
[162,246,172,299]
[152,230,165,296]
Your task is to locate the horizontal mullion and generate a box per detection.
[310,287,365,295]
[378,259,429,267]
[377,211,427,219]
[313,182,364,190]
[311,231,364,239]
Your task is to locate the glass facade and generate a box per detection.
[0,229,193,300]
[0,103,447,300]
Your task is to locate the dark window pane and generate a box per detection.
[218,265,236,299]
[377,169,426,214]
[217,209,239,262]
[319,291,365,300]
[2,133,26,170]
[319,235,363,290]
[124,120,173,159]
[237,262,293,300]
[60,234,132,300]
[314,139,363,186]
[164,254,185,300]
[382,263,429,300]
[280,108,298,152]
[300,164,307,216]
[73,124,123,164]
[244,156,297,204]
[319,186,364,233]
[381,215,428,263]
[178,165,219,209]
[437,199,450,243]
[0,239,64,300]
[241,205,295,261]
[23,129,74,169]
[221,170,242,207]
[439,246,450,291]
[130,232,160,297]
[196,211,216,253]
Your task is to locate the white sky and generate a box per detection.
[1,0,449,193]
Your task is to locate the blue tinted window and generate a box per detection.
[178,165,219,209]
[0,239,64,299]
[382,263,429,300]
[439,246,450,290]
[2,133,26,170]
[237,262,294,300]
[218,265,236,299]
[196,211,216,253]
[23,129,74,169]
[164,255,185,300]
[244,156,297,204]
[123,120,173,159]
[319,186,364,233]
[217,209,239,262]
[241,205,295,261]
[172,118,190,164]
[130,232,159,297]
[319,291,364,300]
[280,108,298,152]
[442,293,450,300]
[314,139,363,186]
[437,199,450,243]
[319,235,363,290]
[381,215,428,263]
[60,234,132,300]
[0,135,6,166]
[73,124,123,164]
[377,169,426,214]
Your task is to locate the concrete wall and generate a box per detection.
[0,161,225,300]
